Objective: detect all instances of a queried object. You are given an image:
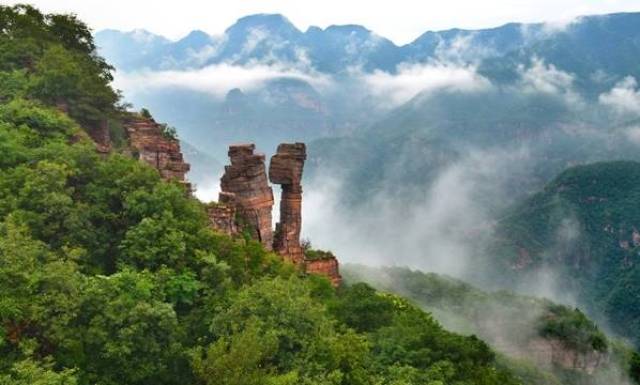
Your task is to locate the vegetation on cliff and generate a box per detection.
[0,5,524,385]
[343,265,638,385]
[490,161,640,348]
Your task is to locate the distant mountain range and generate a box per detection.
[97,12,640,84]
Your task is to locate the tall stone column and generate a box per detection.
[220,144,274,249]
[269,143,306,265]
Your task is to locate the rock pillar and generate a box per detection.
[269,143,306,264]
[220,144,274,249]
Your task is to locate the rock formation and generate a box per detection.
[207,192,238,236]
[520,338,606,374]
[306,256,342,287]
[124,116,191,190]
[88,120,112,154]
[208,142,341,286]
[269,143,306,265]
[220,144,274,249]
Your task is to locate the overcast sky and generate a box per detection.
[9,0,640,44]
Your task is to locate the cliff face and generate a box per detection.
[269,143,306,265]
[88,120,112,154]
[124,116,191,189]
[219,144,274,250]
[524,338,607,374]
[306,257,341,287]
[207,192,238,236]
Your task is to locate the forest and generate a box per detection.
[0,5,524,385]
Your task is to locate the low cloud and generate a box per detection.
[113,62,333,98]
[518,58,575,94]
[360,62,492,105]
[303,146,532,278]
[599,76,640,114]
[625,125,640,144]
[192,175,222,203]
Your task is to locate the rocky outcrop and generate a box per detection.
[208,142,341,286]
[220,144,274,249]
[524,338,607,374]
[305,256,342,287]
[88,120,112,154]
[207,192,238,236]
[269,143,306,265]
[124,117,191,190]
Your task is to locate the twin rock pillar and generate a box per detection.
[215,142,340,285]
[217,143,306,263]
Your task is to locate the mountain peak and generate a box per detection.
[226,13,300,34]
[176,29,212,46]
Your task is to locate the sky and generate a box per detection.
[8,0,640,44]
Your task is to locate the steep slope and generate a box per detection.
[343,265,637,385]
[489,161,640,347]
[0,5,538,385]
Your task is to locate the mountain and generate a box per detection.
[488,161,640,347]
[96,12,640,80]
[0,5,540,385]
[96,11,640,190]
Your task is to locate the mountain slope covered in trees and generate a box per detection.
[488,161,640,349]
[343,265,640,385]
[0,5,535,385]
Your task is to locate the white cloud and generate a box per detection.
[113,63,333,98]
[599,76,640,115]
[516,58,584,107]
[433,33,497,64]
[624,126,640,144]
[360,62,492,105]
[303,146,533,278]
[518,58,575,94]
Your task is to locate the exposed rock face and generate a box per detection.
[88,120,112,154]
[524,338,607,374]
[124,117,191,190]
[305,256,342,287]
[207,192,238,236]
[220,144,274,249]
[208,142,341,286]
[269,143,306,265]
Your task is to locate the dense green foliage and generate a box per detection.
[343,265,636,385]
[0,5,525,385]
[490,161,640,347]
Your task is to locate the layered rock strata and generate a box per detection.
[124,117,191,190]
[207,192,238,236]
[305,256,342,287]
[269,143,306,265]
[209,142,341,286]
[220,144,274,249]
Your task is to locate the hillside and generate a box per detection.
[489,161,640,348]
[0,5,531,385]
[343,265,639,385]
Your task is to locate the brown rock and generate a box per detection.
[220,144,274,249]
[269,143,306,264]
[207,192,238,236]
[305,256,342,287]
[124,116,191,191]
[88,120,112,154]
